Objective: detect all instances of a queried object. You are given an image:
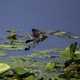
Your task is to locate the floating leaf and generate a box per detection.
[25,75,36,80]
[15,67,27,75]
[45,62,56,71]
[32,51,50,57]
[0,43,26,50]
[0,63,10,74]
[0,50,6,56]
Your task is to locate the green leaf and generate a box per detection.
[45,62,56,71]
[0,50,6,56]
[32,51,49,57]
[25,75,36,80]
[15,67,27,75]
[60,47,71,60]
[0,63,10,74]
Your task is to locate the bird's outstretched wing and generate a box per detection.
[6,27,16,33]
[48,31,80,39]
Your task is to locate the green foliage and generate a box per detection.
[15,67,27,75]
[60,47,71,60]
[0,50,6,56]
[25,75,36,80]
[60,42,80,60]
[0,42,80,80]
[0,63,10,74]
[32,51,50,57]
[45,62,56,71]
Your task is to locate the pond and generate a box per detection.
[0,0,80,80]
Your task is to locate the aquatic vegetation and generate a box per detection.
[0,36,80,80]
[60,42,80,60]
[0,63,10,74]
[0,50,6,56]
[2,28,80,52]
[45,62,56,71]
[0,42,26,51]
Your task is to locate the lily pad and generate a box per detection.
[0,50,6,56]
[0,63,10,74]
[32,51,49,57]
[45,62,56,71]
[15,67,27,75]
